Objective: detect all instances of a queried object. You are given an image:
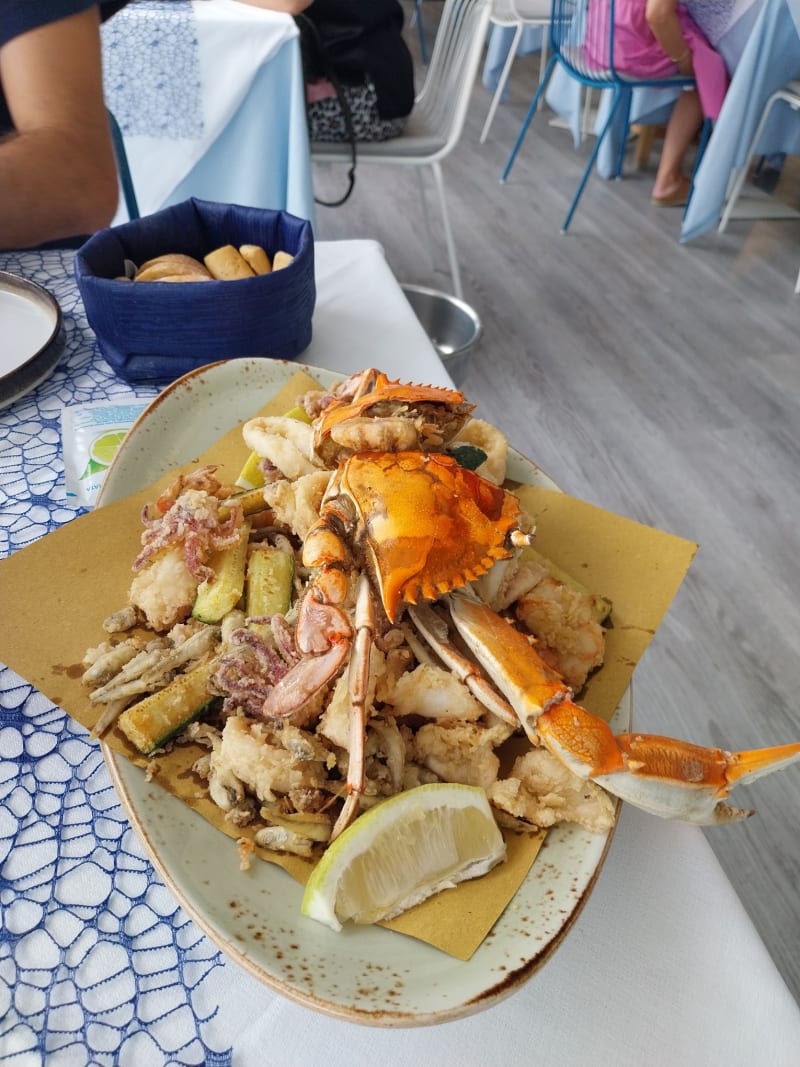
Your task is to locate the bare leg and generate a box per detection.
[652,89,703,201]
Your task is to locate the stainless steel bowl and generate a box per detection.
[400,285,481,385]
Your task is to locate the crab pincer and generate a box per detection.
[447,594,800,824]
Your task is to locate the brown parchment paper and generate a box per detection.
[0,370,698,961]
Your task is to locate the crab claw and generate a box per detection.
[447,592,570,720]
[261,597,351,721]
[537,701,800,825]
[447,592,800,825]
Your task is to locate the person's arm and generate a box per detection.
[0,7,119,249]
[232,0,314,14]
[645,0,694,75]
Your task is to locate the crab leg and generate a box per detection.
[538,702,800,824]
[331,573,375,841]
[261,596,351,720]
[447,593,800,825]
[407,603,520,728]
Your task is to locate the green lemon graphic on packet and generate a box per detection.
[80,429,128,479]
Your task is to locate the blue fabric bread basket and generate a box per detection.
[74,198,315,384]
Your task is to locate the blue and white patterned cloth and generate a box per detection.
[0,250,228,1065]
[102,0,315,225]
[104,1,203,141]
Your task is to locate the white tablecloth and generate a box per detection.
[103,0,315,225]
[1,242,800,1064]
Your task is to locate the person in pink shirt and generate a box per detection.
[585,0,728,205]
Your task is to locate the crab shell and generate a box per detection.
[305,450,524,623]
[313,371,474,465]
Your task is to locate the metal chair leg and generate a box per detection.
[415,166,436,270]
[430,161,463,299]
[414,0,428,65]
[561,85,624,233]
[480,23,525,144]
[107,108,140,220]
[614,87,633,179]
[501,53,558,183]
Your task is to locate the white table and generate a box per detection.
[103,0,315,225]
[1,241,800,1064]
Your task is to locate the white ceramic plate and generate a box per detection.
[97,357,629,1026]
[0,272,65,410]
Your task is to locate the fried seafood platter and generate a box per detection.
[4,361,799,980]
[72,367,800,940]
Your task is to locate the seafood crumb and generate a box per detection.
[237,837,255,871]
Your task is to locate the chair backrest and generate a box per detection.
[549,0,694,89]
[107,108,140,221]
[496,0,552,21]
[413,0,493,155]
[547,0,613,84]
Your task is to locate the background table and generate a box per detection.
[2,243,800,1064]
[544,0,766,177]
[484,0,799,193]
[681,0,800,241]
[103,0,315,226]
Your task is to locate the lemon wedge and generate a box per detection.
[235,449,265,491]
[301,783,506,931]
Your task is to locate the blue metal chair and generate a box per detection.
[501,0,707,232]
[107,108,140,221]
[413,0,429,64]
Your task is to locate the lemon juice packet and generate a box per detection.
[62,399,148,508]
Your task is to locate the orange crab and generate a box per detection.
[312,368,475,466]
[259,371,800,840]
[305,450,531,624]
[262,448,535,836]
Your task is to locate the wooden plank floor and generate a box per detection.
[312,6,800,1005]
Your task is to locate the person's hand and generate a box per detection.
[233,0,313,12]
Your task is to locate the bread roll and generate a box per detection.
[151,274,213,283]
[135,254,211,282]
[239,244,272,275]
[204,245,256,281]
[272,250,294,272]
